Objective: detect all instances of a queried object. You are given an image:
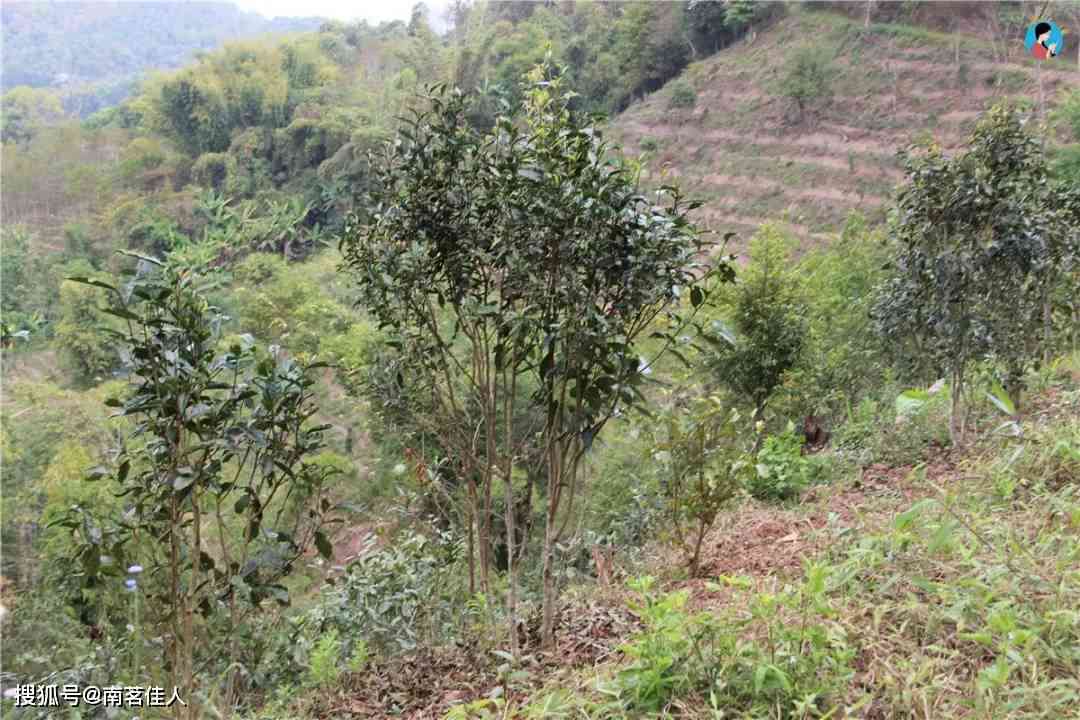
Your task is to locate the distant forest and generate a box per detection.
[0,1,323,116]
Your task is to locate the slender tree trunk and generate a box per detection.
[1044,295,1053,365]
[185,491,202,720]
[540,507,558,650]
[502,472,519,657]
[467,481,477,595]
[751,402,767,454]
[500,363,520,659]
[690,516,707,578]
[479,480,491,593]
[539,442,561,650]
[949,368,964,447]
[169,498,184,720]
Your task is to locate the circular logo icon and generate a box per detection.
[1025,20,1063,60]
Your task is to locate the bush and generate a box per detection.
[746,425,810,501]
[833,385,950,466]
[776,45,834,122]
[191,152,238,193]
[614,578,715,712]
[1052,143,1080,186]
[705,224,807,425]
[1053,89,1080,143]
[668,79,697,109]
[786,212,889,420]
[304,530,469,657]
[54,277,117,385]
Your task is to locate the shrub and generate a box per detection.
[833,385,950,466]
[191,152,238,193]
[611,571,855,715]
[613,577,718,711]
[705,224,807,428]
[54,276,117,385]
[786,212,889,419]
[1053,89,1080,142]
[746,425,810,501]
[305,529,469,656]
[668,79,697,109]
[776,45,834,122]
[653,397,747,575]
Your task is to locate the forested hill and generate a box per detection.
[1,2,323,116]
[3,2,1080,718]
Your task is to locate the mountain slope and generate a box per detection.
[609,7,1078,247]
[1,2,323,115]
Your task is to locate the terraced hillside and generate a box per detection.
[609,8,1078,248]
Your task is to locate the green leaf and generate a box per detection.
[172,471,195,491]
[116,249,165,266]
[985,382,1016,416]
[690,285,705,308]
[66,276,117,292]
[314,530,333,561]
[101,306,141,322]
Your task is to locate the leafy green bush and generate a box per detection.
[786,212,889,419]
[776,45,834,121]
[668,79,697,109]
[704,224,807,426]
[54,276,118,385]
[580,418,663,551]
[1053,89,1080,142]
[746,426,810,501]
[1052,143,1080,186]
[191,152,239,193]
[305,529,469,657]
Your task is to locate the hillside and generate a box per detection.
[610,7,1079,246]
[0,1,323,116]
[2,3,1079,719]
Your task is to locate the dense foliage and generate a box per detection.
[3,4,1080,719]
[874,104,1080,443]
[341,65,724,650]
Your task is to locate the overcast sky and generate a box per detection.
[234,0,447,26]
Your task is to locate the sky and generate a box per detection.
[234,0,447,26]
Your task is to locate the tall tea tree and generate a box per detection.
[341,63,724,651]
[874,105,1074,445]
[57,257,336,717]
